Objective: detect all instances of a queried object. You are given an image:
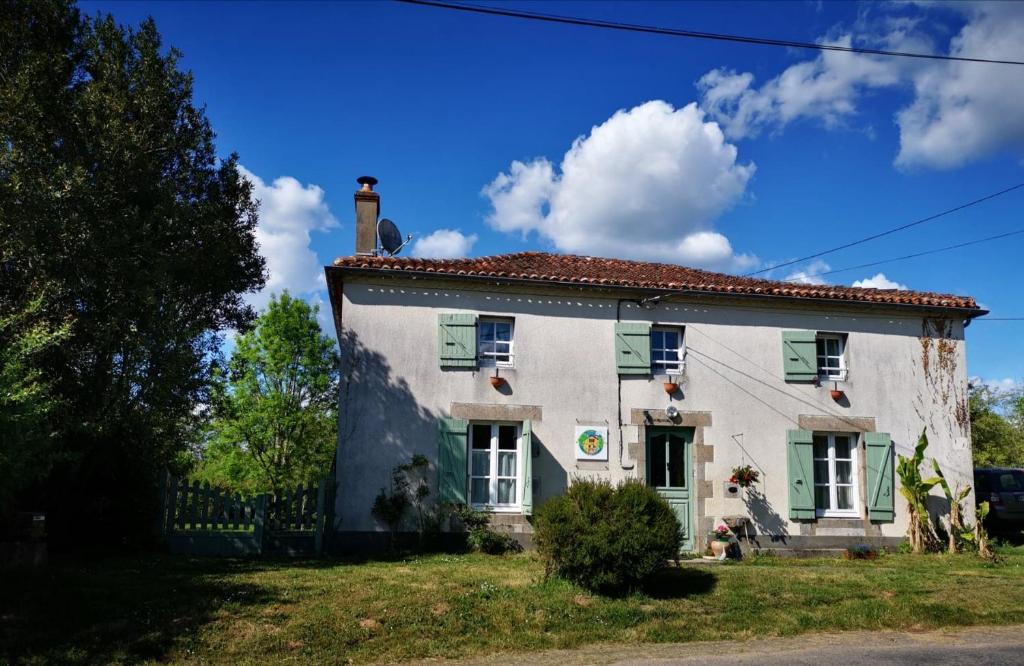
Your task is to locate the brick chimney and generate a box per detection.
[354,176,379,255]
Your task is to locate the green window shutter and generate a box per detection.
[865,432,895,522]
[787,429,816,520]
[782,330,818,382]
[437,417,468,504]
[521,420,533,516]
[615,322,651,374]
[438,313,478,368]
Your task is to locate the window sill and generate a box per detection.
[815,512,860,519]
[471,504,522,514]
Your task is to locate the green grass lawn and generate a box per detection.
[3,546,1023,665]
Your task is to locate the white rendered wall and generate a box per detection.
[333,276,973,542]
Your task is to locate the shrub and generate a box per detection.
[843,544,880,560]
[534,478,681,593]
[451,504,521,555]
[371,455,432,547]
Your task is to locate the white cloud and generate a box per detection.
[895,3,1024,168]
[239,166,338,311]
[411,229,478,258]
[970,376,1022,394]
[697,3,1024,169]
[851,272,908,290]
[784,259,831,285]
[697,35,901,141]
[483,100,757,271]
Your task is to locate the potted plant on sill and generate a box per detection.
[730,465,760,489]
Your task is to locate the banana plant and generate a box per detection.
[975,501,993,559]
[931,458,972,553]
[896,429,942,554]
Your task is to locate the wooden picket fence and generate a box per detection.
[158,473,335,557]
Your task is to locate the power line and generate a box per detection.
[747,182,1024,277]
[781,228,1024,283]
[396,0,1024,66]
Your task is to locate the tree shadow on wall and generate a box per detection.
[742,488,790,547]
[336,329,439,536]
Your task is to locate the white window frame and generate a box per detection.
[650,326,685,376]
[478,317,514,368]
[468,422,522,512]
[816,333,847,381]
[813,432,860,518]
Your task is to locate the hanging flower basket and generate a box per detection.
[730,465,760,489]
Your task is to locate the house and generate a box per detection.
[325,178,984,553]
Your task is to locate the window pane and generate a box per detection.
[815,485,830,510]
[826,338,840,356]
[497,451,516,477]
[816,339,826,355]
[471,451,490,476]
[835,461,852,484]
[667,437,686,488]
[814,460,829,484]
[472,425,491,449]
[813,436,828,459]
[495,323,511,341]
[834,436,851,459]
[823,357,840,369]
[651,330,664,348]
[837,485,853,510]
[479,324,494,343]
[999,473,1024,491]
[498,426,517,450]
[479,341,495,355]
[663,331,678,349]
[663,348,679,363]
[497,479,515,504]
[471,478,489,504]
[649,435,666,487]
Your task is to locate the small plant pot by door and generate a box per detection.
[710,539,728,559]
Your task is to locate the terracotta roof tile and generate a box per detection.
[330,252,979,311]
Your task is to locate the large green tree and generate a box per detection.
[0,1,265,543]
[970,383,1024,468]
[195,293,339,495]
[0,288,71,521]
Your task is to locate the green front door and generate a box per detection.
[646,427,694,551]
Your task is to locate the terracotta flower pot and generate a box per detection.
[710,540,729,559]
[490,376,505,389]
[663,382,679,395]
[830,389,844,401]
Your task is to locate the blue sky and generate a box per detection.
[84,1,1023,386]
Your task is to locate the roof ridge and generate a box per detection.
[329,251,978,310]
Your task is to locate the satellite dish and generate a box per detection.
[665,405,680,419]
[377,218,411,256]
